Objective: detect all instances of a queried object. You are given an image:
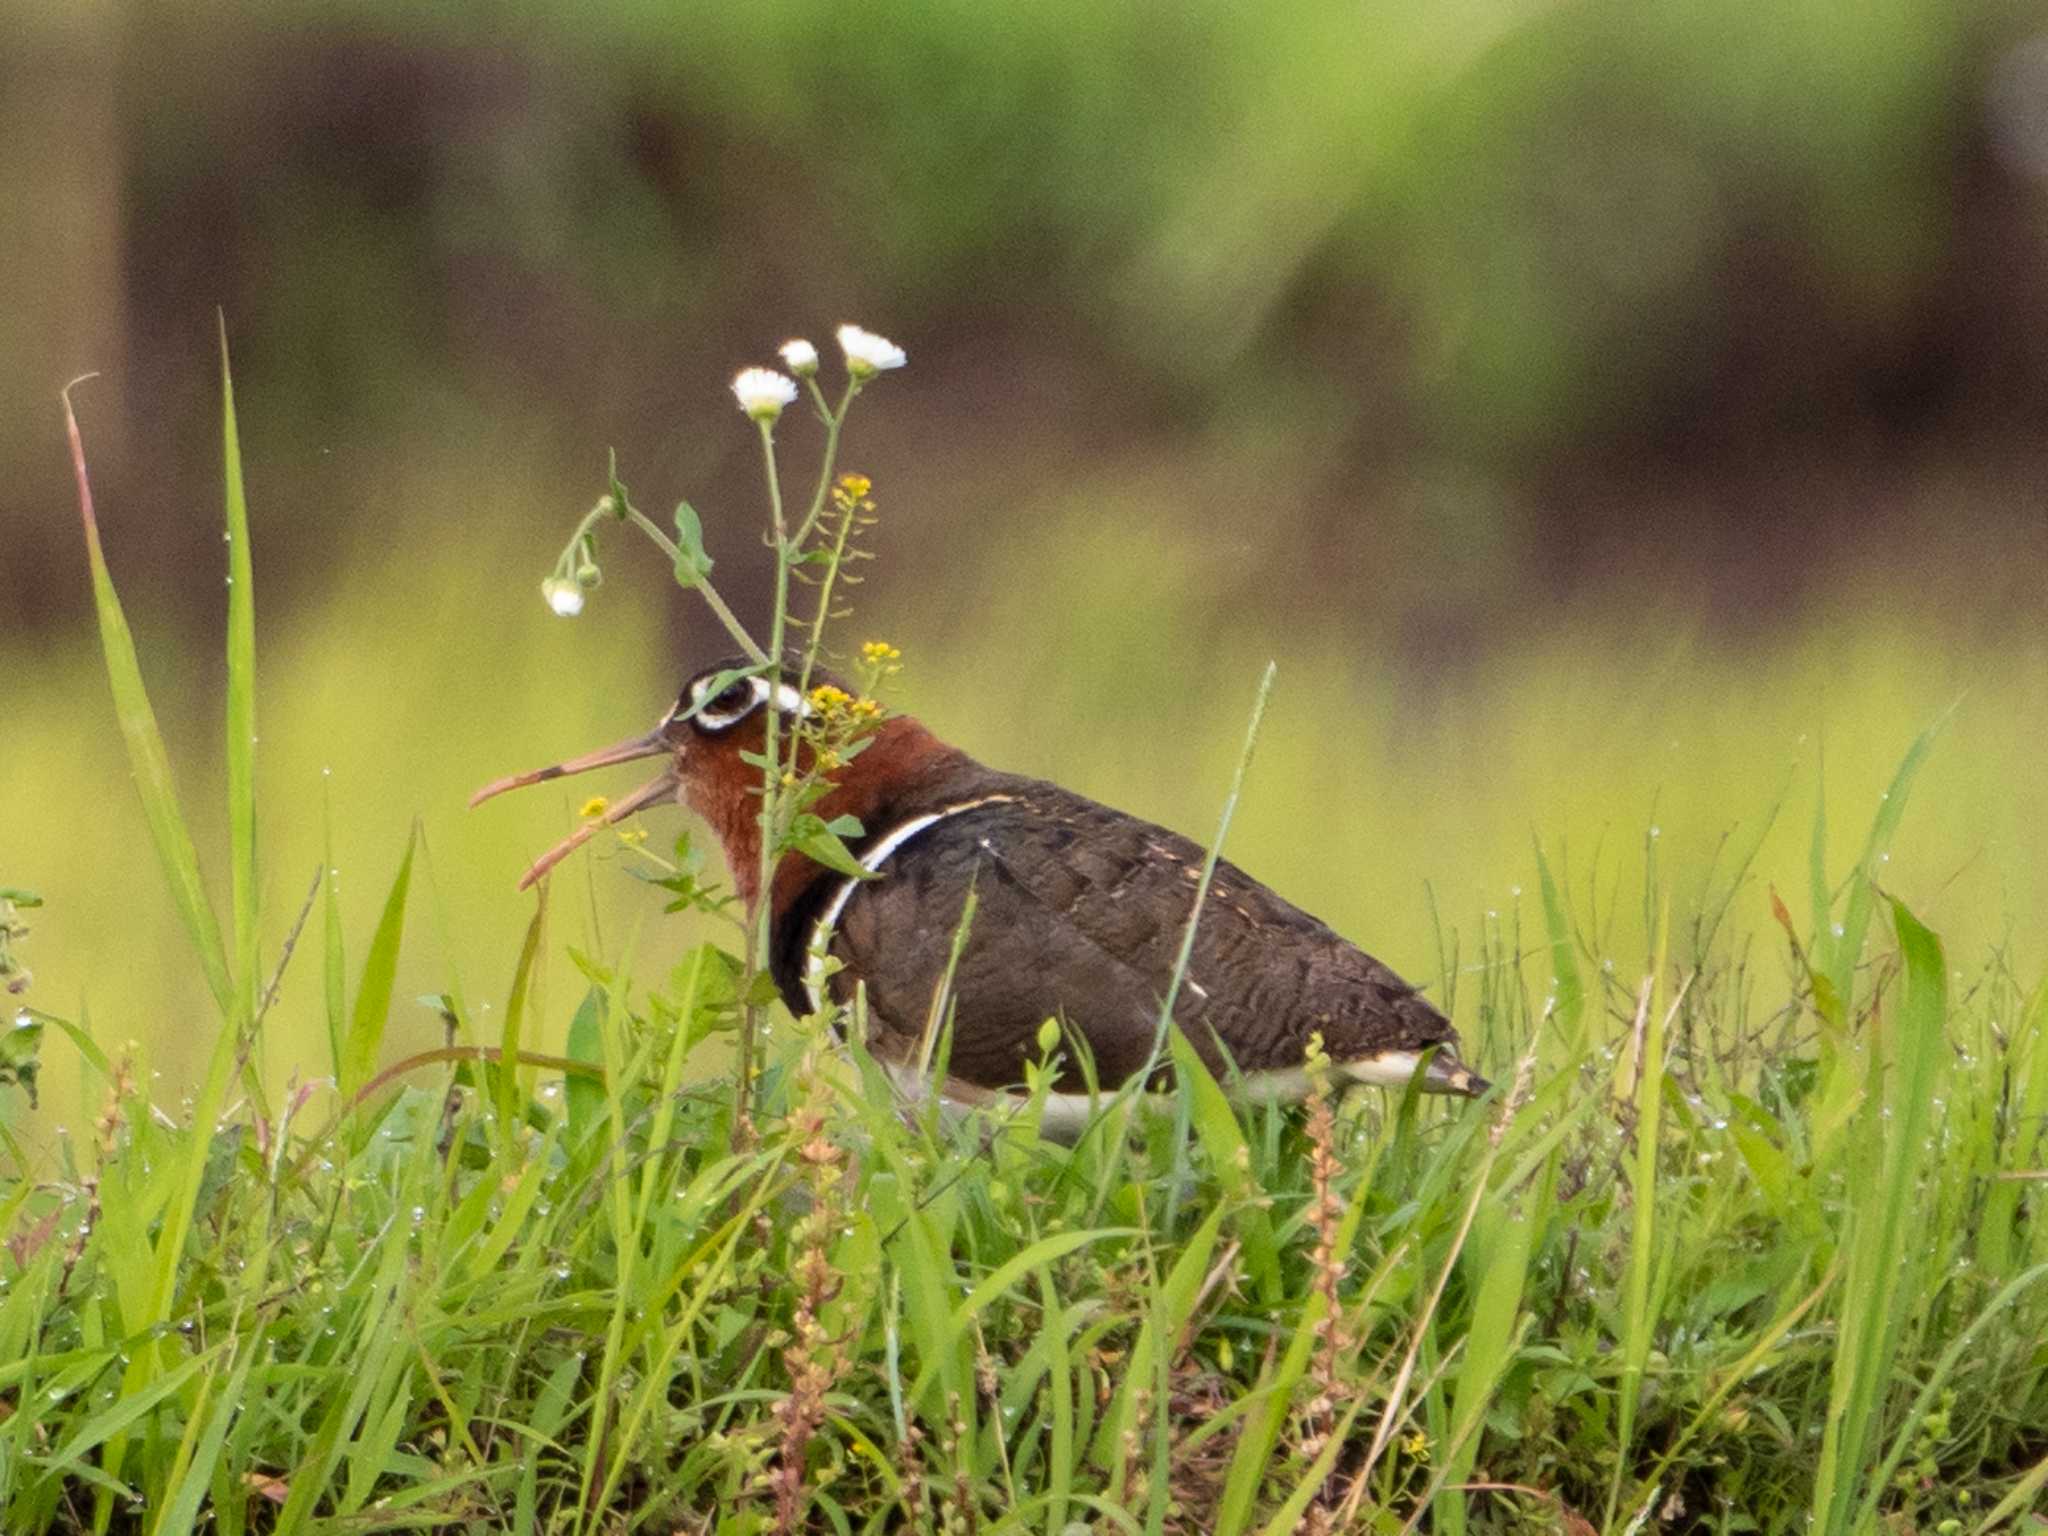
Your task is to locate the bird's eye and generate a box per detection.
[684,674,767,734]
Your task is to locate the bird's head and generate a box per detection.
[470,655,955,909]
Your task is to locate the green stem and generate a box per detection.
[791,380,857,548]
[792,489,860,710]
[737,420,793,1133]
[618,505,767,664]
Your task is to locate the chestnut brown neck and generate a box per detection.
[679,713,972,916]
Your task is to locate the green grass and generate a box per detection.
[6,814,2045,1532]
[5,363,2048,1534]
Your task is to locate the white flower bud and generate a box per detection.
[835,323,907,378]
[541,577,585,617]
[779,338,819,377]
[732,367,799,422]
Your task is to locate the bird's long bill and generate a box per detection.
[467,731,676,891]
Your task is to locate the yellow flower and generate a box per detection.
[836,472,873,500]
[1401,1429,1431,1464]
[860,640,901,663]
[850,697,883,719]
[579,796,609,819]
[808,683,853,713]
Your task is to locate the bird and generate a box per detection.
[471,657,1489,1135]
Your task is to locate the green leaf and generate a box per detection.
[150,1336,257,1536]
[321,781,346,1079]
[672,499,714,586]
[339,824,418,1104]
[784,812,874,880]
[0,1012,43,1105]
[1824,716,1945,1021]
[0,888,42,907]
[1169,1024,1282,1302]
[605,448,634,519]
[564,985,606,1143]
[220,318,259,1036]
[497,888,548,1142]
[64,386,232,1015]
[1535,840,1583,1049]
[1812,894,1950,1536]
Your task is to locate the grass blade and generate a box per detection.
[497,889,548,1143]
[1610,898,1673,1522]
[1823,716,1945,1020]
[64,383,232,1015]
[1812,893,1950,1535]
[339,823,419,1106]
[220,319,259,1039]
[1535,840,1584,1051]
[321,780,346,1078]
[1982,979,2048,1275]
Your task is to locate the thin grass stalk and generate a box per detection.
[1608,899,1673,1526]
[1155,661,1277,1233]
[218,323,261,1096]
[63,384,231,1014]
[1356,1028,1538,1506]
[1811,896,1950,1535]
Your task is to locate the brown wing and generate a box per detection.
[823,776,1458,1093]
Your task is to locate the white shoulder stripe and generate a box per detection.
[802,793,1017,1014]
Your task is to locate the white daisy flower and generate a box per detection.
[732,367,799,422]
[835,323,907,378]
[541,577,585,618]
[779,338,819,377]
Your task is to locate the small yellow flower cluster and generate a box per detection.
[807,683,854,713]
[579,795,609,820]
[830,473,878,517]
[806,682,885,724]
[857,639,904,699]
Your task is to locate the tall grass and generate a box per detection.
[1,361,2045,1533]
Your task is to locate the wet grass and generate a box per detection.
[2,367,2046,1533]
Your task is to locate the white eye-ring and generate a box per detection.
[680,674,813,734]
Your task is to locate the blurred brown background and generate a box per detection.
[4,0,2045,1134]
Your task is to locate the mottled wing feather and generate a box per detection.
[826,775,1459,1093]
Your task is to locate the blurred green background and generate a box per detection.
[4,0,2046,1144]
